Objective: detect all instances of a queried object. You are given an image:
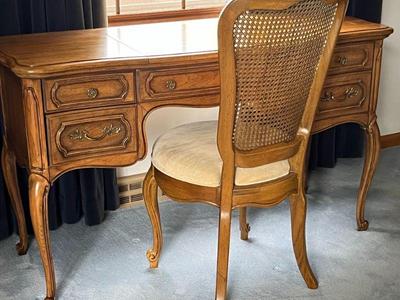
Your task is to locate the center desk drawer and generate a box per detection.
[47,106,137,165]
[43,73,135,112]
[137,64,220,102]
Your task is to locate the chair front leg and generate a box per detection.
[289,192,318,289]
[143,165,163,268]
[215,206,233,300]
[239,207,250,240]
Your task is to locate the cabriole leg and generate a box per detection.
[29,173,55,300]
[144,165,163,268]
[1,142,29,255]
[356,121,380,231]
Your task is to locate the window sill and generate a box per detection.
[108,7,223,26]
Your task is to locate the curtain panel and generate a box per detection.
[0,0,119,241]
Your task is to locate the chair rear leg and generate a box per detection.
[289,192,318,289]
[215,207,233,300]
[144,165,163,268]
[239,207,250,240]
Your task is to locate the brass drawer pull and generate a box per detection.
[321,87,360,102]
[345,87,359,98]
[321,91,335,102]
[87,88,99,99]
[337,56,348,65]
[69,124,121,141]
[165,79,177,91]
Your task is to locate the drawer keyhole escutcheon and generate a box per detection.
[166,79,177,91]
[87,88,99,99]
[69,124,121,141]
[321,91,335,102]
[337,56,348,65]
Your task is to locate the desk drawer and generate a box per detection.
[137,64,220,102]
[47,106,137,165]
[316,71,371,119]
[328,42,374,74]
[43,73,135,112]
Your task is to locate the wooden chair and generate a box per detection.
[143,0,348,298]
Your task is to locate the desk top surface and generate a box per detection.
[0,16,392,78]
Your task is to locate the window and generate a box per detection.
[107,0,226,25]
[107,0,226,15]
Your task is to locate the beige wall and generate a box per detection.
[118,6,400,177]
[377,0,400,135]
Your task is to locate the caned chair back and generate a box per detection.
[217,0,348,169]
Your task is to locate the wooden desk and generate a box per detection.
[0,17,393,299]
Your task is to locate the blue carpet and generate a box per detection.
[0,147,399,299]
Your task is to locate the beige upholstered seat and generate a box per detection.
[152,121,290,187]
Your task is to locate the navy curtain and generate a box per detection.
[0,0,120,241]
[309,0,383,169]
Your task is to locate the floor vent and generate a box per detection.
[117,173,166,208]
[118,174,145,207]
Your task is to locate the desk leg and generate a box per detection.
[29,173,55,300]
[356,120,380,231]
[1,143,29,255]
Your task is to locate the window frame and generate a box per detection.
[107,1,224,26]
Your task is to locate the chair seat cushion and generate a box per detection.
[152,121,290,187]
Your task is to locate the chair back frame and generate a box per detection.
[217,0,348,177]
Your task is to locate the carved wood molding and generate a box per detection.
[369,40,384,117]
[320,79,367,111]
[366,114,378,134]
[312,115,369,134]
[23,86,46,174]
[361,48,370,66]
[329,42,374,75]
[333,47,370,67]
[56,114,131,158]
[50,74,129,108]
[143,64,220,100]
